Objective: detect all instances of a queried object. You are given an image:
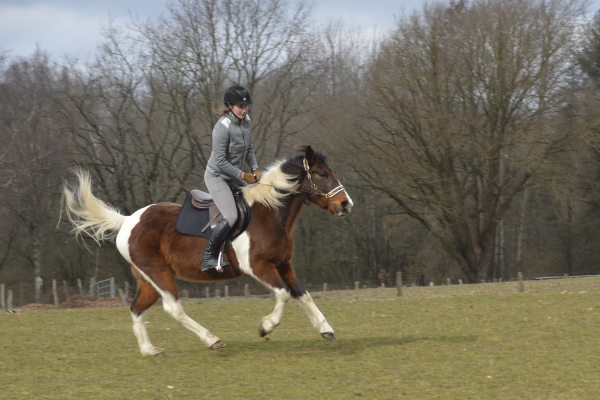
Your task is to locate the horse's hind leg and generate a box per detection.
[278,263,335,340]
[130,255,224,350]
[130,275,166,356]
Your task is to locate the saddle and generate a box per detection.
[174,188,252,240]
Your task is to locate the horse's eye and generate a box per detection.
[318,172,328,178]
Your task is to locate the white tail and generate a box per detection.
[62,169,126,243]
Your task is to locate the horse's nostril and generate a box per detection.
[342,200,350,211]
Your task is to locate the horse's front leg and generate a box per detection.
[260,287,292,337]
[277,262,336,341]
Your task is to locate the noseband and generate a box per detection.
[302,158,345,202]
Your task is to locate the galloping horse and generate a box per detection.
[63,145,353,355]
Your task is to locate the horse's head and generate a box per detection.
[295,145,353,216]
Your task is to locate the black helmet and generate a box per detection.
[224,85,252,105]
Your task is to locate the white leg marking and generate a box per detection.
[261,288,291,335]
[131,310,165,356]
[297,292,334,334]
[116,205,152,264]
[131,265,220,348]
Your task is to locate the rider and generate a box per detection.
[201,85,262,271]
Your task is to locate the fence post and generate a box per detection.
[244,284,250,297]
[355,281,359,290]
[110,277,115,298]
[397,272,402,297]
[216,289,220,298]
[124,281,129,298]
[20,283,24,306]
[7,290,13,311]
[205,287,210,299]
[89,278,96,296]
[225,286,229,298]
[77,279,83,296]
[182,290,189,299]
[429,282,434,286]
[458,279,463,285]
[52,279,59,306]
[323,283,328,292]
[63,280,69,300]
[117,289,128,307]
[518,272,524,293]
[447,278,451,285]
[0,284,5,311]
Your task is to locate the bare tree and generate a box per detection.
[348,0,587,282]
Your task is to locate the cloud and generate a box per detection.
[0,3,113,59]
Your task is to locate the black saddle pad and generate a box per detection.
[174,190,252,240]
[175,192,213,239]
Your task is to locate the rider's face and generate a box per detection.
[230,104,249,119]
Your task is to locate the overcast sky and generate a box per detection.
[2,0,600,60]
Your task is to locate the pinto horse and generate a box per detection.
[63,145,353,355]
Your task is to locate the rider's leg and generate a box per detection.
[201,173,238,270]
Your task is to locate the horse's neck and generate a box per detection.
[256,194,305,235]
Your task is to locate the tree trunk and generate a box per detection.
[33,229,42,303]
[516,188,529,275]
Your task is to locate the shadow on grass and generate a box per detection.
[209,334,479,358]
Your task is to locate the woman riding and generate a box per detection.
[201,85,262,271]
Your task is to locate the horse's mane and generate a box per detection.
[242,146,329,209]
[241,160,299,208]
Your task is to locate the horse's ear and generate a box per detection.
[305,145,315,163]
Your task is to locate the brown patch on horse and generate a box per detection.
[130,267,160,315]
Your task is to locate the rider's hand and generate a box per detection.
[252,169,262,183]
[241,171,256,184]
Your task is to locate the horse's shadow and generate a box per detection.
[212,334,478,358]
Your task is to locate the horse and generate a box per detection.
[62,145,353,355]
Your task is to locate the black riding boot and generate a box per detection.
[200,218,232,271]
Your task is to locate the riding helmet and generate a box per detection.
[224,85,253,106]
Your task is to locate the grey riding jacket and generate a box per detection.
[206,113,258,185]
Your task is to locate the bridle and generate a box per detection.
[302,158,345,202]
[256,158,346,205]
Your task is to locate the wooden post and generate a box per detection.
[447,278,451,285]
[52,279,59,306]
[518,272,524,293]
[0,284,5,311]
[7,290,13,311]
[205,287,210,299]
[89,278,96,296]
[396,271,402,297]
[124,281,130,298]
[20,283,24,306]
[244,284,250,297]
[458,279,463,285]
[182,290,189,299]
[429,282,434,286]
[224,286,228,298]
[355,281,359,290]
[77,279,83,296]
[117,289,128,307]
[63,280,69,300]
[323,283,328,292]
[110,277,115,298]
[381,282,385,288]
[216,289,220,298]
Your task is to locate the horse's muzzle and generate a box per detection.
[334,200,352,216]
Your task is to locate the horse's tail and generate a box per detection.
[62,169,126,244]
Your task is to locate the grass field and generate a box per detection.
[1,278,600,399]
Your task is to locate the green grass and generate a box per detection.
[1,278,600,399]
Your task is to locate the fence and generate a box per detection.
[2,272,589,311]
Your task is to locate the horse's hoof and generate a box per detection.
[321,332,336,341]
[142,347,166,357]
[259,327,267,337]
[209,341,226,350]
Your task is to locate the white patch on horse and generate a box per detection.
[338,179,354,207]
[131,310,165,356]
[115,205,152,264]
[231,231,268,285]
[297,293,334,334]
[261,288,291,335]
[130,263,221,348]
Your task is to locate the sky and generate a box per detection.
[1,0,600,60]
